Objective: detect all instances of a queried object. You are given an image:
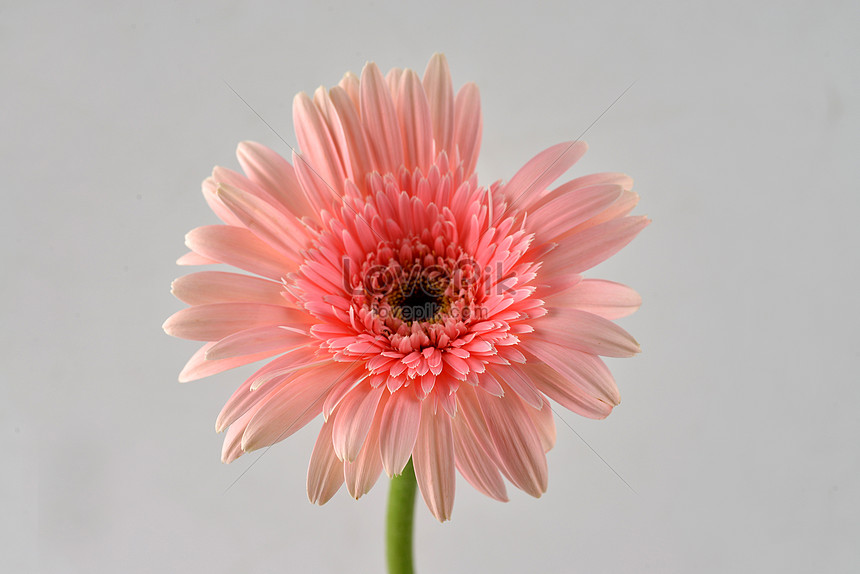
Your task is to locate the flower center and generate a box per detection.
[386,274,449,324]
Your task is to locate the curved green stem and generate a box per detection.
[386,458,417,574]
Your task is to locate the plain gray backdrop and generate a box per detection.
[3,1,858,572]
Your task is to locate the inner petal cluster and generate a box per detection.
[290,155,541,410]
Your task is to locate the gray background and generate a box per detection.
[3,1,859,572]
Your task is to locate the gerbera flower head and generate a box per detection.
[164,54,648,521]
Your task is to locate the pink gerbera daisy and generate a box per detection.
[164,54,648,521]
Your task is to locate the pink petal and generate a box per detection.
[322,375,363,420]
[338,71,360,109]
[216,183,307,259]
[515,361,613,420]
[396,69,433,172]
[386,67,403,94]
[452,406,508,502]
[545,279,642,319]
[236,141,315,220]
[530,307,640,358]
[476,390,548,497]
[163,302,309,342]
[313,87,351,178]
[453,83,482,176]
[205,325,309,361]
[502,141,588,208]
[413,397,456,522]
[344,402,382,499]
[560,171,633,194]
[332,384,385,462]
[185,225,295,280]
[293,92,347,195]
[202,176,243,226]
[215,347,321,432]
[569,190,640,234]
[488,366,543,409]
[176,251,218,266]
[518,171,633,213]
[360,62,403,174]
[527,183,623,242]
[221,406,258,463]
[524,394,556,452]
[379,387,422,476]
[329,86,374,184]
[344,393,386,498]
[455,385,497,453]
[170,271,286,306]
[307,417,344,504]
[291,150,333,216]
[522,339,621,405]
[241,361,362,452]
[540,215,650,276]
[533,272,583,299]
[178,341,284,383]
[422,53,454,154]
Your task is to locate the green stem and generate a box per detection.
[386,458,417,574]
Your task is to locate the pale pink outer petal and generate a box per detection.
[527,184,623,242]
[521,340,621,406]
[396,69,433,172]
[517,171,633,213]
[533,272,583,299]
[540,215,650,277]
[422,53,455,155]
[216,183,307,260]
[452,402,508,502]
[163,302,309,342]
[502,141,588,206]
[293,92,348,195]
[221,406,257,463]
[241,361,360,452]
[313,86,352,179]
[476,390,548,498]
[360,62,404,174]
[514,361,613,419]
[329,86,374,184]
[202,176,243,226]
[557,171,633,194]
[455,385,499,460]
[178,342,285,383]
[530,307,640,358]
[568,190,640,234]
[488,365,543,409]
[344,393,387,498]
[385,67,403,95]
[205,325,309,361]
[322,375,363,421]
[176,251,219,266]
[171,271,286,306]
[545,279,642,320]
[339,71,360,109]
[412,397,456,522]
[211,166,275,207]
[236,141,316,220]
[307,416,344,504]
[185,225,294,281]
[524,395,556,452]
[379,387,422,476]
[215,347,321,432]
[453,83,482,176]
[292,150,334,216]
[331,384,385,462]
